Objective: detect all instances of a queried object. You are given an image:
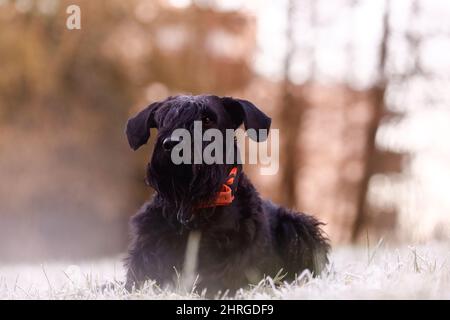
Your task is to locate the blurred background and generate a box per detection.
[1,0,449,262]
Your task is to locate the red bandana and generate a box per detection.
[197,167,238,208]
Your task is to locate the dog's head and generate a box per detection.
[125,95,271,224]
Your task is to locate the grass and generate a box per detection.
[0,242,449,299]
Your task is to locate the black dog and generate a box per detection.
[124,95,329,294]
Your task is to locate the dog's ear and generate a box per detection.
[126,102,161,150]
[221,97,271,142]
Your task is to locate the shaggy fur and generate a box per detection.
[124,95,329,294]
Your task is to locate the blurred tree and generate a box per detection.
[279,0,302,208]
[351,0,409,241]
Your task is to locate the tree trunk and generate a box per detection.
[351,0,390,241]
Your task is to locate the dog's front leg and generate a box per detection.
[124,204,173,291]
[125,241,160,291]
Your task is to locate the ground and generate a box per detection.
[1,242,449,299]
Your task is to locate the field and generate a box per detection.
[1,242,449,299]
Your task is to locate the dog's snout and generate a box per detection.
[162,137,179,151]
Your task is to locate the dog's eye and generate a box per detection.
[202,116,212,125]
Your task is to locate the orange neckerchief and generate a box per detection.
[197,167,238,208]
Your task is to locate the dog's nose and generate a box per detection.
[162,137,179,151]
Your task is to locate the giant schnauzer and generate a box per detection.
[125,95,329,294]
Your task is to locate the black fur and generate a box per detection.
[124,95,330,294]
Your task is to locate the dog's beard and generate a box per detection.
[147,152,226,225]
